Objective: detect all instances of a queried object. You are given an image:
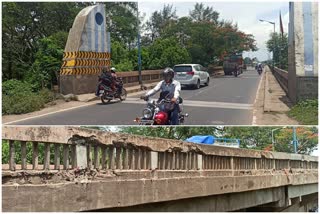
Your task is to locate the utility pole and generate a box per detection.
[259,19,275,69]
[137,3,142,85]
[292,127,298,153]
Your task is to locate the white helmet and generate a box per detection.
[111,67,116,73]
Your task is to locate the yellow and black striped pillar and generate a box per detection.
[60,51,111,76]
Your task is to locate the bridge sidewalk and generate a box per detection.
[252,67,299,125]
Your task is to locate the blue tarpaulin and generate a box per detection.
[185,135,216,144]
[185,135,241,148]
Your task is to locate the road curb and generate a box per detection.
[252,69,265,125]
[263,70,270,112]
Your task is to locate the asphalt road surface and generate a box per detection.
[9,67,261,125]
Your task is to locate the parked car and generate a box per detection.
[173,64,210,89]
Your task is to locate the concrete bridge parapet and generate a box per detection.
[2,126,318,212]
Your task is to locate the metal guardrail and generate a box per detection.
[2,126,318,172]
[272,66,289,94]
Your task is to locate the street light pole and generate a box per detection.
[259,19,275,69]
[137,3,142,85]
[292,127,298,153]
[271,128,281,152]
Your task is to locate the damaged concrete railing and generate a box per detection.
[2,126,318,172]
[2,126,318,212]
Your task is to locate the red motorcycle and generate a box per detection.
[134,93,188,125]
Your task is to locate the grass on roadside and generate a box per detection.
[287,99,318,125]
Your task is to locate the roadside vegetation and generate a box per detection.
[288,99,318,125]
[2,2,257,115]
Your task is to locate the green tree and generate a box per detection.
[147,37,191,69]
[2,2,83,82]
[189,3,219,24]
[146,4,177,41]
[105,2,138,49]
[266,32,288,69]
[26,32,67,90]
[274,127,318,154]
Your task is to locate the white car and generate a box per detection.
[173,64,210,89]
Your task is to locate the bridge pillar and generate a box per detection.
[59,4,111,95]
[288,2,318,103]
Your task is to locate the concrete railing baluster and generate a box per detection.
[115,147,122,170]
[54,144,60,170]
[63,144,69,170]
[21,141,27,170]
[123,147,129,169]
[44,143,50,170]
[94,145,100,169]
[101,146,107,170]
[108,146,115,170]
[87,144,92,169]
[32,142,39,170]
[9,140,15,171]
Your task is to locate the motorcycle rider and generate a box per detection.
[110,67,123,93]
[141,67,181,125]
[95,67,113,96]
[257,63,263,74]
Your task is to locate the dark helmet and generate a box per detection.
[163,67,174,82]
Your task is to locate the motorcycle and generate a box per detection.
[134,93,188,125]
[97,76,127,104]
[234,68,238,77]
[257,67,263,75]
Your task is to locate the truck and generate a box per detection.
[223,54,244,76]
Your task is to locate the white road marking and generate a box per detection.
[252,71,264,125]
[3,101,99,125]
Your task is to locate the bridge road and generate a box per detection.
[8,67,261,125]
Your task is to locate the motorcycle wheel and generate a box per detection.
[101,97,112,104]
[120,88,127,101]
[101,94,112,104]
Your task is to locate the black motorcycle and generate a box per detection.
[97,74,127,103]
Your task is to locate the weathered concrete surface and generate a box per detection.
[288,2,318,103]
[2,126,318,162]
[264,70,292,112]
[103,187,287,212]
[2,171,318,212]
[60,74,99,95]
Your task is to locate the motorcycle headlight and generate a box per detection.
[142,108,153,119]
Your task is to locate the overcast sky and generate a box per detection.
[138,1,290,61]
